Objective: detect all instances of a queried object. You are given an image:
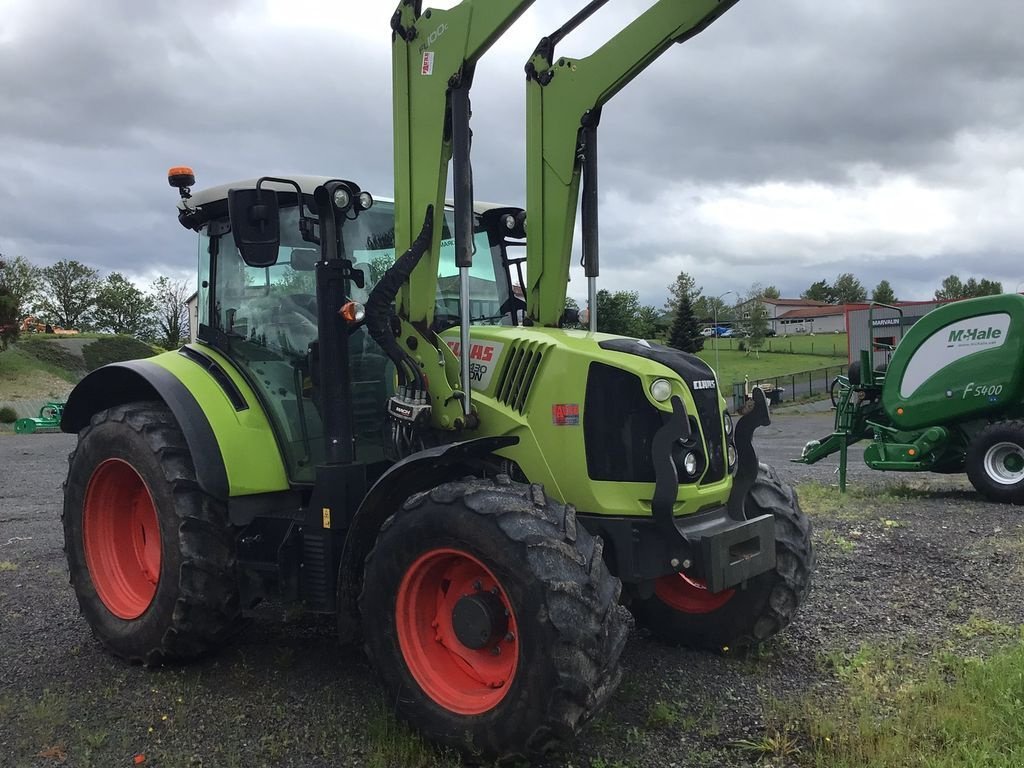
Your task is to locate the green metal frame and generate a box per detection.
[13,402,64,434]
[391,0,739,426]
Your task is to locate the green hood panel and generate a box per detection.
[443,327,732,516]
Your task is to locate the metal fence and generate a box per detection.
[730,364,848,412]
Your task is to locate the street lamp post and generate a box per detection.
[714,290,735,375]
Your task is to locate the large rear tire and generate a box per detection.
[63,402,242,664]
[360,476,631,761]
[631,463,813,651]
[966,421,1024,504]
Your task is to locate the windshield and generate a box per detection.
[341,202,510,326]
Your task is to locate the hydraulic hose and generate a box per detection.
[365,206,434,388]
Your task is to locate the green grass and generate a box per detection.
[82,336,158,371]
[700,349,847,389]
[712,332,849,357]
[802,637,1024,767]
[0,346,78,401]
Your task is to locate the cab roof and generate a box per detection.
[185,175,513,214]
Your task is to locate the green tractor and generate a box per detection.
[799,294,1024,503]
[60,0,813,759]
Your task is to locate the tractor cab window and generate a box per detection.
[206,202,391,483]
[341,202,510,328]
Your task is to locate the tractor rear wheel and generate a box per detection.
[63,402,241,664]
[631,463,813,651]
[967,421,1024,504]
[360,476,631,761]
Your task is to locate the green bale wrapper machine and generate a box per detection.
[799,294,1024,503]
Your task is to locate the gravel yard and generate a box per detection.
[1,413,1022,767]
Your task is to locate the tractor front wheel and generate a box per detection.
[360,477,631,761]
[631,463,813,651]
[63,402,241,664]
[967,421,1024,504]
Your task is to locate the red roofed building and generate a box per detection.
[734,296,844,335]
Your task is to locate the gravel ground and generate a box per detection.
[1,413,1022,768]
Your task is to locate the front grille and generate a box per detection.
[584,363,660,482]
[595,339,728,484]
[494,340,549,413]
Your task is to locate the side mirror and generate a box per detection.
[228,188,280,267]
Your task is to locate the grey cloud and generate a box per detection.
[0,0,1020,307]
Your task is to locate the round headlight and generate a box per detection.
[728,444,737,468]
[650,378,673,402]
[358,191,374,210]
[332,187,351,210]
[683,451,698,475]
[724,411,733,436]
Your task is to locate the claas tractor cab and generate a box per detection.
[59,1,813,760]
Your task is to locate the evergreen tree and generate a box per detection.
[832,272,867,304]
[802,279,835,303]
[668,291,703,353]
[872,280,897,304]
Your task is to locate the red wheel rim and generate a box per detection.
[396,548,519,715]
[83,459,162,619]
[654,572,734,614]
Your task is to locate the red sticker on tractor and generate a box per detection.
[552,404,580,426]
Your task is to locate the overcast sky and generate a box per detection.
[1,0,1021,308]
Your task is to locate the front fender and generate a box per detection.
[335,435,518,642]
[62,348,289,500]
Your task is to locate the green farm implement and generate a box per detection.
[14,402,65,434]
[798,295,1024,503]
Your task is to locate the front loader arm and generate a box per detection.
[391,0,533,428]
[524,0,739,326]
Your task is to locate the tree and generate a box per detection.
[595,290,660,338]
[761,285,780,299]
[38,259,100,329]
[934,274,964,300]
[664,271,701,314]
[151,276,191,348]
[692,294,732,324]
[0,254,43,319]
[964,277,1002,298]
[94,273,156,337]
[871,280,897,304]
[745,291,770,356]
[802,279,835,303]
[831,273,867,304]
[633,305,661,340]
[935,274,1002,301]
[0,259,20,349]
[667,290,703,353]
[596,289,641,336]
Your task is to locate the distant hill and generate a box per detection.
[0,335,161,420]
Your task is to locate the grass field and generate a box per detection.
[712,332,848,357]
[0,345,79,401]
[697,349,847,388]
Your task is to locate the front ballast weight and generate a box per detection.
[586,388,776,594]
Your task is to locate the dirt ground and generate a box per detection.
[1,413,1022,767]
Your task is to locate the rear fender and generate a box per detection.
[61,349,289,500]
